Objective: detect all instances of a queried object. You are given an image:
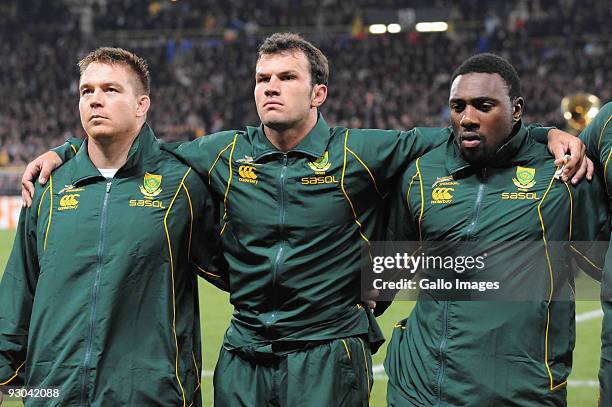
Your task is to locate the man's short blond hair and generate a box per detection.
[78,47,150,95]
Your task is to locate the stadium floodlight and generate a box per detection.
[369,24,387,34]
[387,24,402,33]
[415,22,448,32]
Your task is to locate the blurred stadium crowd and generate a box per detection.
[1,0,611,192]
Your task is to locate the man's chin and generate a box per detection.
[459,148,489,166]
[86,128,115,140]
[263,119,291,132]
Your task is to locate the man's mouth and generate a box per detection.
[460,133,481,148]
[263,101,283,108]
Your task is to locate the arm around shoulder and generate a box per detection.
[568,172,610,280]
[345,127,450,194]
[182,169,229,291]
[161,130,241,180]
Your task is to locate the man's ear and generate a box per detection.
[311,84,327,108]
[512,97,524,122]
[136,95,151,117]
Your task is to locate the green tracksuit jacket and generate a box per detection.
[42,116,551,393]
[579,101,612,406]
[0,124,221,406]
[167,114,457,356]
[385,123,609,406]
[159,116,544,356]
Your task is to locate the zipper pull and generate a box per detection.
[106,181,112,193]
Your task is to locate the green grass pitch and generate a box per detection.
[0,230,602,406]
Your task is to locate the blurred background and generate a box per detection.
[1,0,611,197]
[0,1,609,405]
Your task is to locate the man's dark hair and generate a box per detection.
[78,47,150,95]
[258,32,329,87]
[451,53,521,98]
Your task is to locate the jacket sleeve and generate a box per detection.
[568,171,610,281]
[0,204,40,385]
[387,161,421,243]
[579,101,612,169]
[525,125,554,144]
[183,170,229,291]
[346,125,551,196]
[373,163,421,317]
[55,135,214,176]
[343,127,450,197]
[161,131,239,181]
[51,137,82,162]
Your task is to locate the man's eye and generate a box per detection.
[472,100,495,111]
[81,89,92,95]
[450,103,464,112]
[257,77,269,83]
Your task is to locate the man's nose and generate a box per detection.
[460,105,479,128]
[264,77,280,97]
[89,89,104,108]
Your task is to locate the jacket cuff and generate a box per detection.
[530,126,555,144]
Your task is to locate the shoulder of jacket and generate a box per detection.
[46,162,74,189]
[155,149,191,171]
[183,130,245,152]
[599,101,612,117]
[340,128,408,156]
[148,149,207,188]
[344,127,403,139]
[416,142,448,165]
[206,130,246,144]
[519,134,552,163]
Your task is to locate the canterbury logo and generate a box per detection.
[431,187,453,204]
[59,194,80,210]
[60,194,79,206]
[238,165,257,179]
[432,187,453,200]
[238,165,258,184]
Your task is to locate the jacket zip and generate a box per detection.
[267,154,288,328]
[435,168,487,405]
[465,168,487,240]
[79,180,112,405]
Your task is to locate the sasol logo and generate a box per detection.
[129,199,166,208]
[238,165,258,184]
[501,192,539,200]
[431,187,453,204]
[59,194,79,211]
[300,175,339,185]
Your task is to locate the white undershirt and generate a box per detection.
[98,168,119,179]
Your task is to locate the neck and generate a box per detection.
[264,110,318,153]
[87,127,140,169]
